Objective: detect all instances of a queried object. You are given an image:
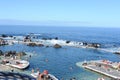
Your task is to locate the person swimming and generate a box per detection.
[45,59,48,62]
[29,55,31,58]
[69,67,73,70]
[31,68,35,73]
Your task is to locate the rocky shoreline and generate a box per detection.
[2,33,120,56]
[0,38,8,46]
[0,50,27,59]
[0,34,101,49]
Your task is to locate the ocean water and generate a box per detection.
[0,25,120,80]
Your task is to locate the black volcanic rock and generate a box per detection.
[83,42,88,46]
[27,43,44,47]
[0,50,3,56]
[86,43,100,48]
[46,46,49,48]
[0,50,27,58]
[0,38,8,46]
[24,35,31,42]
[1,34,8,38]
[91,43,100,48]
[114,52,120,54]
[9,35,13,37]
[5,51,17,56]
[55,37,58,40]
[42,38,47,40]
[27,43,37,46]
[54,44,62,48]
[17,52,27,56]
[66,41,70,43]
[38,44,44,47]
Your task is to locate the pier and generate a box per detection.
[82,60,120,80]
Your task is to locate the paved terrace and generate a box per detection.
[84,65,120,80]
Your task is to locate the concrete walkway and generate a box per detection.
[0,71,36,80]
[84,65,120,80]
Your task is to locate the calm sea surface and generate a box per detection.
[0,25,120,80]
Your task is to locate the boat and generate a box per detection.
[5,60,29,69]
[31,72,58,80]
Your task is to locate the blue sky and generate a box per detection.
[0,0,120,27]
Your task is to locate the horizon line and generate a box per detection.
[0,19,120,28]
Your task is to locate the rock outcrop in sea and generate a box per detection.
[66,41,70,44]
[0,38,8,46]
[16,52,27,56]
[113,52,120,55]
[54,44,62,48]
[27,43,44,47]
[4,51,27,57]
[24,35,32,42]
[87,43,101,48]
